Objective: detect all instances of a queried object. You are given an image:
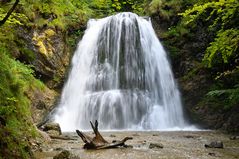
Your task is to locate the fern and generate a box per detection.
[206,86,239,109]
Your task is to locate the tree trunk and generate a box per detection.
[76,120,133,149]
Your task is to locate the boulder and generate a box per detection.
[53,150,70,159]
[43,122,62,135]
[37,128,51,142]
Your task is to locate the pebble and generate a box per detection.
[149,143,164,149]
[208,152,216,156]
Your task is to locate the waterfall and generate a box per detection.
[54,12,190,131]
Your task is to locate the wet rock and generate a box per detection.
[28,86,58,124]
[37,128,51,142]
[53,150,70,159]
[230,136,239,140]
[205,141,223,148]
[47,130,61,136]
[43,122,62,135]
[208,152,216,156]
[149,143,164,149]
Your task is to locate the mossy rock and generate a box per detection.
[43,122,62,135]
[53,150,71,159]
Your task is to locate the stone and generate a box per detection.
[230,136,239,140]
[53,150,70,159]
[183,135,195,138]
[124,145,133,148]
[205,141,223,148]
[43,122,62,135]
[149,143,164,149]
[110,134,116,137]
[208,152,216,156]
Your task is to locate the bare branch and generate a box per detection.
[0,0,20,26]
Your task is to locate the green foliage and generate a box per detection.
[204,29,239,68]
[180,1,239,112]
[180,0,238,28]
[0,40,40,158]
[110,0,148,15]
[19,0,92,29]
[89,0,114,17]
[148,0,183,19]
[206,86,239,110]
[16,0,148,29]
[180,0,239,69]
[0,7,27,26]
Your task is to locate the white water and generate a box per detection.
[54,12,193,131]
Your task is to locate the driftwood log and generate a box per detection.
[76,120,133,149]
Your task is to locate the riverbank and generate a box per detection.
[34,131,239,159]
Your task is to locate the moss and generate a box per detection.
[0,43,42,159]
[45,29,56,37]
[20,47,36,61]
[37,41,47,56]
[32,30,56,58]
[53,74,61,84]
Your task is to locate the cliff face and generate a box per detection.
[17,27,71,88]
[14,28,66,124]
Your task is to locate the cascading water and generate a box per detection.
[54,12,190,131]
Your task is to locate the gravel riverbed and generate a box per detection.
[34,131,239,159]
